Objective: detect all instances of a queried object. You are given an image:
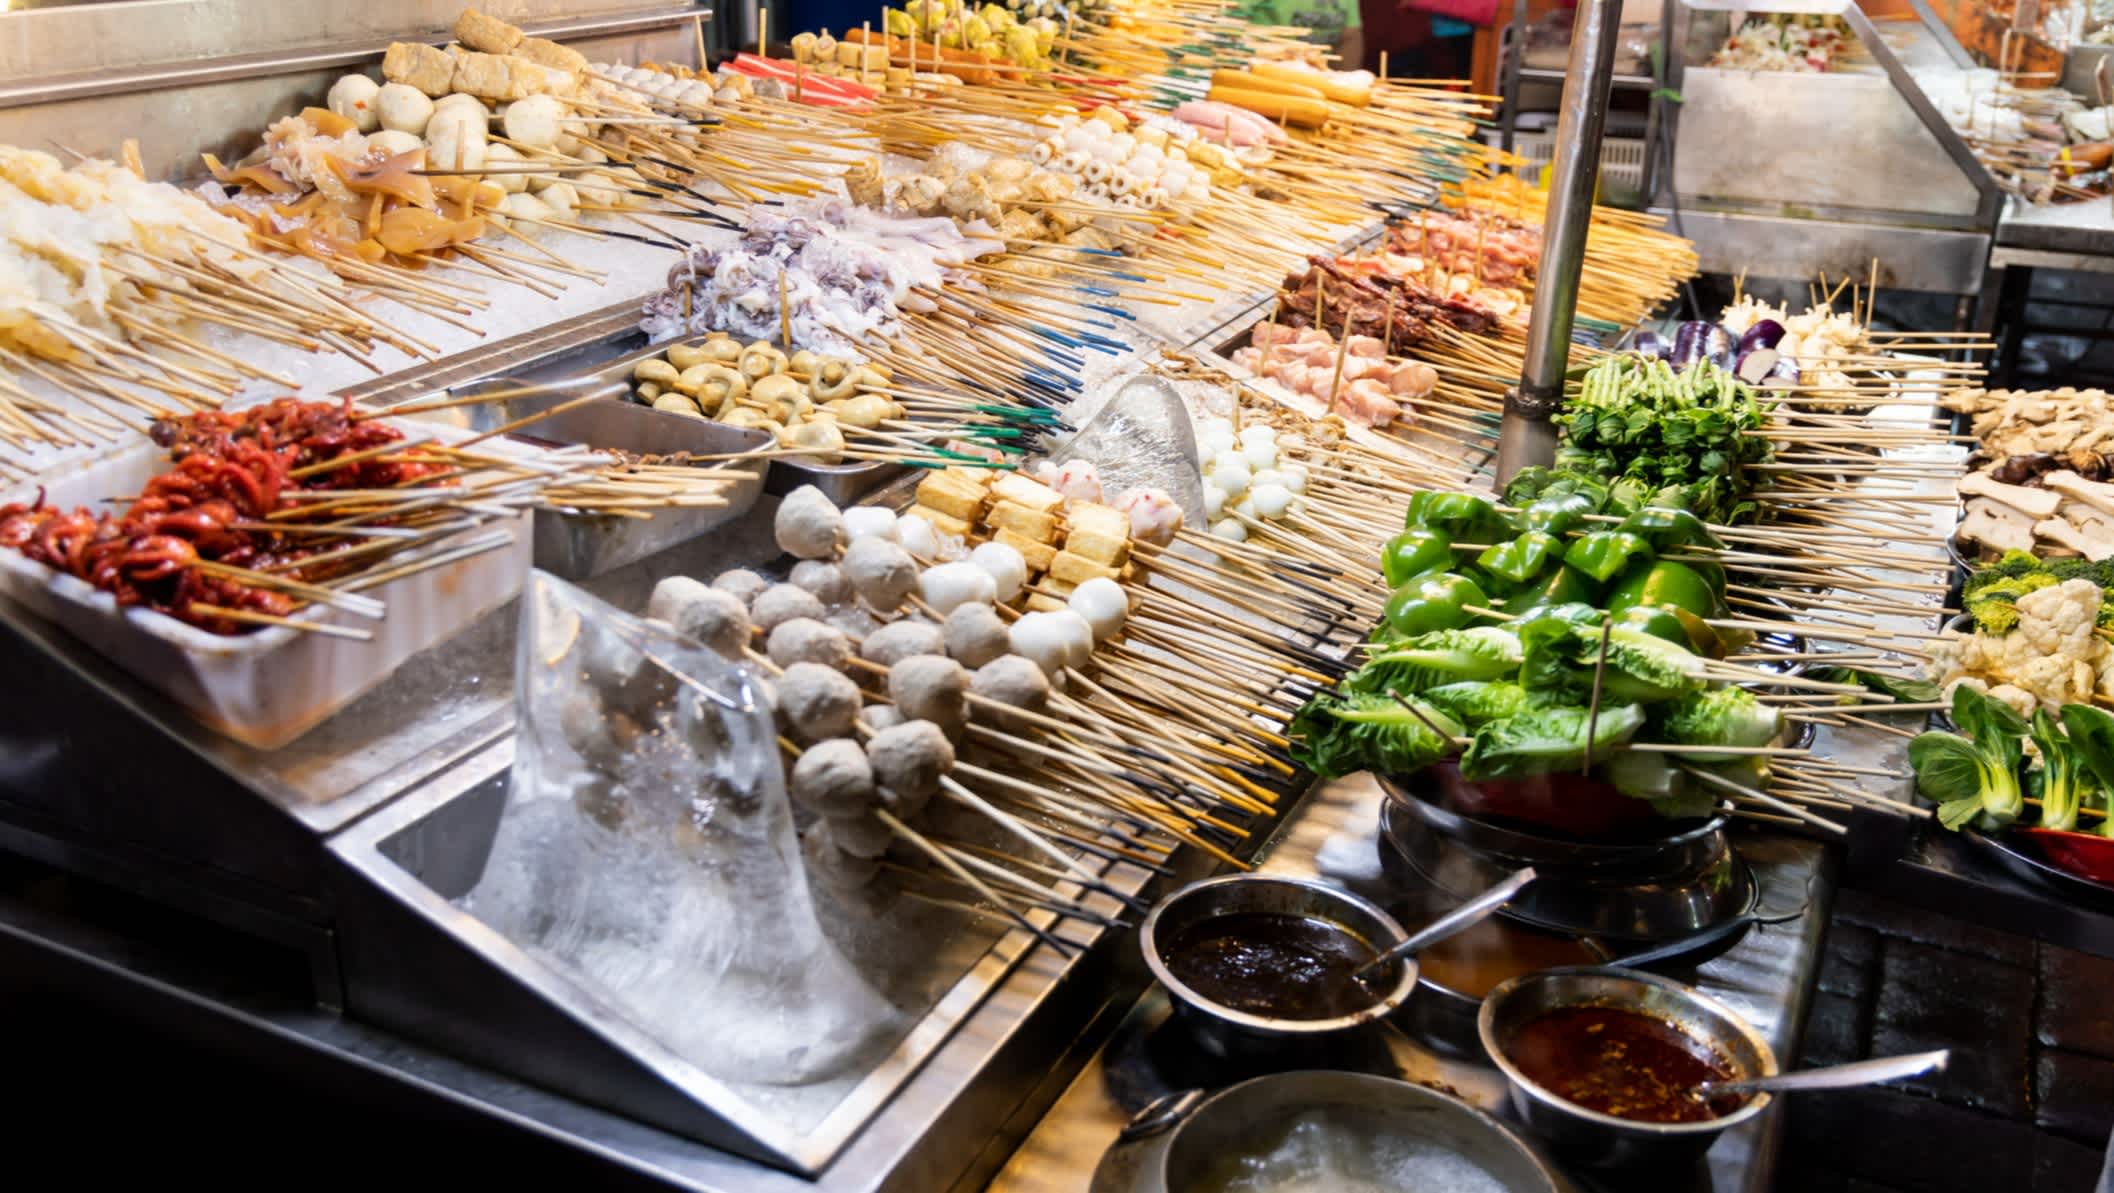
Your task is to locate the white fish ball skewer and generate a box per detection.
[967,541,1027,602]
[918,561,997,614]
[1067,577,1129,642]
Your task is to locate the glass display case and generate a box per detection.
[1658,0,2001,296]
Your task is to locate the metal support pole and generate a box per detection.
[1498,0,1529,155]
[1496,0,1623,485]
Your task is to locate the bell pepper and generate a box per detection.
[1618,506,1723,552]
[1500,564,1600,615]
[1563,531,1654,584]
[1382,528,1455,588]
[1614,604,1689,646]
[1404,492,1509,540]
[1606,558,1723,620]
[1476,531,1562,587]
[1384,572,1490,637]
[1523,494,1594,537]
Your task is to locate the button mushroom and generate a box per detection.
[740,341,789,382]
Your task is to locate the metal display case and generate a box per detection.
[1659,0,2000,297]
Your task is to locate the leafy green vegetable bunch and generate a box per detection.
[1963,550,2114,635]
[1290,485,1781,818]
[1552,354,1775,525]
[1909,684,2114,836]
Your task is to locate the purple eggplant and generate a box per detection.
[1631,330,1669,360]
[1760,356,1801,389]
[1737,319,1785,354]
[1701,323,1736,371]
[1668,321,1712,368]
[1735,346,1779,384]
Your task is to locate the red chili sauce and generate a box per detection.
[1507,1005,1746,1124]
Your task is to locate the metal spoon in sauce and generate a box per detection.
[1697,1049,1950,1098]
[1349,866,1538,980]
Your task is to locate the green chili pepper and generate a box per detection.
[1476,531,1562,587]
[1563,531,1655,584]
[1384,572,1490,637]
[1381,529,1455,588]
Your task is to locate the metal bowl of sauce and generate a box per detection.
[1478,966,1778,1168]
[1402,914,1599,1056]
[1142,874,1417,1057]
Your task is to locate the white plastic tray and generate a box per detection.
[0,422,531,750]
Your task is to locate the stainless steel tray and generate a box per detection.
[327,735,1188,1178]
[430,373,769,581]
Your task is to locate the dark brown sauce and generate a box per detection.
[1507,1005,1745,1124]
[1163,912,1390,1020]
[1414,917,1597,998]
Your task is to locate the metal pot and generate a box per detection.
[1384,797,1757,942]
[1479,966,1778,1169]
[1140,874,1418,1059]
[1092,1071,1564,1193]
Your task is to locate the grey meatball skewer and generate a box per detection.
[942,602,1011,668]
[971,653,1053,733]
[646,576,750,658]
[774,484,844,559]
[866,719,955,819]
[778,662,861,743]
[789,738,878,818]
[826,809,894,859]
[789,559,853,606]
[860,619,945,666]
[802,820,882,889]
[751,582,827,633]
[862,703,906,733]
[888,654,969,737]
[712,568,769,606]
[843,536,918,611]
[768,617,851,671]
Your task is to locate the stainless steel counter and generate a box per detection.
[987,773,1833,1193]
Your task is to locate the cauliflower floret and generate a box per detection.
[1941,675,1990,703]
[1988,683,2040,720]
[2013,579,2103,659]
[2006,657,2085,708]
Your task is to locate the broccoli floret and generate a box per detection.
[1985,549,2050,583]
[1966,574,2057,635]
[2044,556,2114,589]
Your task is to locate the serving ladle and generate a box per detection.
[1349,865,1539,980]
[1697,1049,1949,1098]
